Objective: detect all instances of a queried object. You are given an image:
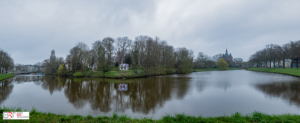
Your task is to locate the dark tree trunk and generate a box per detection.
[296,55,299,68]
[292,55,294,68]
[274,58,276,68]
[296,55,298,68]
[283,58,285,68]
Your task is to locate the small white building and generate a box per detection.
[119,63,129,70]
[279,59,291,68]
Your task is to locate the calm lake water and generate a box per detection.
[1,70,300,119]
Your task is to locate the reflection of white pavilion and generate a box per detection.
[119,63,129,70]
[119,84,128,91]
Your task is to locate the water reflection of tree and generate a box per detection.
[174,77,191,99]
[13,75,43,83]
[255,81,300,107]
[87,80,112,112]
[8,75,192,114]
[13,75,65,95]
[40,75,64,95]
[112,77,176,114]
[0,79,14,105]
[63,77,191,114]
[64,78,90,109]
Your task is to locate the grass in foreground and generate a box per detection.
[0,73,15,82]
[248,68,300,76]
[1,106,300,122]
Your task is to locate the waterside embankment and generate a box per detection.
[247,68,300,77]
[0,73,15,82]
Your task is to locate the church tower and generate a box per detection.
[50,50,56,64]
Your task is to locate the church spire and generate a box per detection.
[225,48,228,56]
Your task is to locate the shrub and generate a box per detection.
[216,58,229,70]
[110,67,117,71]
[58,64,68,76]
[102,65,109,72]
[166,69,175,74]
[73,72,84,77]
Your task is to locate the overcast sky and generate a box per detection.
[1,0,300,64]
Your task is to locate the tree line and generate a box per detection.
[0,48,14,74]
[42,35,239,74]
[249,40,300,68]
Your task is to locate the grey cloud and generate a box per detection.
[0,0,300,64]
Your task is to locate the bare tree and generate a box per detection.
[289,41,300,68]
[175,47,193,73]
[248,40,300,68]
[92,40,106,72]
[233,58,243,62]
[116,37,132,70]
[134,36,148,66]
[35,62,43,72]
[0,49,14,73]
[102,37,115,68]
[212,54,223,62]
[65,55,72,72]
[67,42,90,73]
[195,52,212,68]
[77,42,90,69]
[280,43,290,68]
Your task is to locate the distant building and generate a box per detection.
[280,59,291,68]
[222,49,233,65]
[290,56,300,68]
[119,63,129,71]
[50,50,56,64]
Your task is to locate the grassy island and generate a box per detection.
[248,68,300,77]
[196,68,244,72]
[1,107,300,122]
[78,69,177,79]
[0,73,15,82]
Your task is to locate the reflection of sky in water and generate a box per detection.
[1,70,300,119]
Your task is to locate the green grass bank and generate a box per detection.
[1,107,300,122]
[248,68,300,77]
[0,73,15,82]
[74,69,178,79]
[196,67,244,72]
